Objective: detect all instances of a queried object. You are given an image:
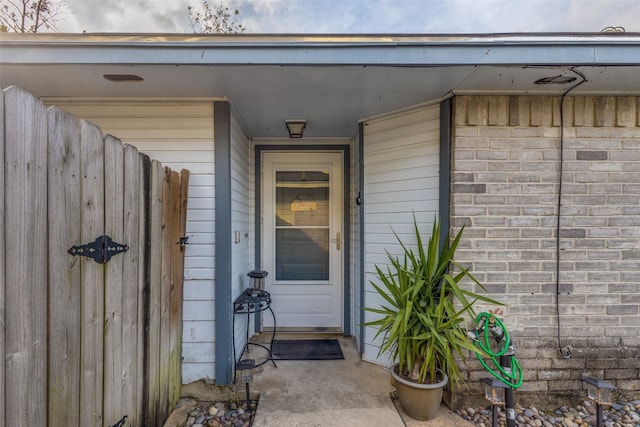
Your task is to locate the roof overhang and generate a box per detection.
[2,33,640,139]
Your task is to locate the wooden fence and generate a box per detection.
[0,86,189,426]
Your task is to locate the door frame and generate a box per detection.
[254,144,351,335]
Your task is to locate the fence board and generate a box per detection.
[0,85,5,427]
[171,169,190,406]
[2,87,189,427]
[104,135,125,426]
[138,153,152,425]
[147,160,164,425]
[3,86,48,425]
[123,144,142,426]
[47,106,82,427]
[79,120,106,427]
[169,170,182,407]
[159,166,173,422]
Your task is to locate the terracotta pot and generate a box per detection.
[390,363,448,421]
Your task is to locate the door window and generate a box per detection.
[275,170,330,281]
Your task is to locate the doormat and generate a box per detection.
[271,339,344,360]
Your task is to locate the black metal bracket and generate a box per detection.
[109,415,128,427]
[68,235,129,264]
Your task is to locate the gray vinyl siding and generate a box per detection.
[361,104,441,365]
[48,101,216,383]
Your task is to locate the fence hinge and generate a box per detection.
[109,415,128,427]
[68,235,129,264]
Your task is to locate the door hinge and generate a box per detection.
[68,235,129,264]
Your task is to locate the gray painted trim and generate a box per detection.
[439,98,452,241]
[6,33,640,43]
[254,144,351,335]
[253,148,262,270]
[4,35,640,66]
[214,101,233,385]
[342,148,351,335]
[358,124,366,351]
[252,145,262,335]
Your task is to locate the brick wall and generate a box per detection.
[451,95,640,407]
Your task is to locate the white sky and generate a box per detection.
[57,0,640,34]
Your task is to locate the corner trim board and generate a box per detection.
[214,101,233,385]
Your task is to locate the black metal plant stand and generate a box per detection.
[232,288,277,382]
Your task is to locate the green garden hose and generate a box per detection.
[474,312,523,389]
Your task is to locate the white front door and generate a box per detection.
[262,151,343,331]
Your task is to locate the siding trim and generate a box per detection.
[439,98,452,241]
[358,123,366,351]
[214,102,233,385]
[254,144,351,335]
[342,147,351,335]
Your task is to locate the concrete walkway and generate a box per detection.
[249,334,473,427]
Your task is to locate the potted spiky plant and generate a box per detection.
[364,216,501,420]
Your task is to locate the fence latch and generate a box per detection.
[68,235,129,264]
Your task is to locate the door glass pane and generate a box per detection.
[276,229,329,280]
[275,170,330,281]
[275,171,329,227]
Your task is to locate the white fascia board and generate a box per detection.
[2,33,640,67]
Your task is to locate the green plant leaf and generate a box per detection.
[363,214,504,387]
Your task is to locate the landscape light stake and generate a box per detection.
[582,377,616,427]
[480,377,509,427]
[236,359,255,409]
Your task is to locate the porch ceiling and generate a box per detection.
[1,34,640,139]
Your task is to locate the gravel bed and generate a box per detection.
[456,400,640,427]
[180,399,258,427]
[176,397,640,427]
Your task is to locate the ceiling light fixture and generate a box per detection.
[103,74,144,82]
[285,119,306,138]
